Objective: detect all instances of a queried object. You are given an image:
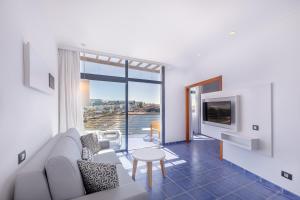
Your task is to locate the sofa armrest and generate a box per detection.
[98,139,110,149]
[71,183,148,200]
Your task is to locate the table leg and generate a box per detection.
[150,125,153,142]
[160,160,166,177]
[132,159,138,180]
[147,162,152,188]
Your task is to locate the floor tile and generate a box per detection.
[170,193,194,200]
[220,193,243,200]
[148,189,168,200]
[167,170,187,182]
[189,187,216,200]
[234,186,269,200]
[194,173,217,186]
[203,180,237,197]
[247,182,278,198]
[225,173,257,186]
[161,182,184,198]
[175,177,199,191]
[153,176,173,185]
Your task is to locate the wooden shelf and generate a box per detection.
[221,132,259,150]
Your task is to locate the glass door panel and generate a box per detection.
[81,80,127,151]
[128,82,161,150]
[128,67,161,81]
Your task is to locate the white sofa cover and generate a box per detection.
[14,129,148,200]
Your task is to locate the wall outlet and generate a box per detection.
[252,125,259,131]
[18,150,26,164]
[281,171,292,180]
[49,73,55,89]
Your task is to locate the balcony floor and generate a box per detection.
[128,133,160,150]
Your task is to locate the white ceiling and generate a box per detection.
[42,0,298,68]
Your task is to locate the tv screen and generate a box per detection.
[203,101,231,125]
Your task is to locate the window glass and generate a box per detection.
[80,80,126,151]
[128,68,161,81]
[80,60,125,77]
[128,82,161,150]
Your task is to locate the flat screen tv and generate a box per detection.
[203,101,231,125]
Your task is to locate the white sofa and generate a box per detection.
[14,128,148,200]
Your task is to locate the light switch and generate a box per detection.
[252,125,259,131]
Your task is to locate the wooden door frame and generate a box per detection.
[185,75,223,159]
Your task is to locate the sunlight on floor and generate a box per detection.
[117,146,188,174]
[171,160,187,166]
[193,134,214,141]
[127,133,160,151]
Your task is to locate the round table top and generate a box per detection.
[132,148,166,162]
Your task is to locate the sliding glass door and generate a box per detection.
[80,55,165,152]
[81,80,127,151]
[128,82,161,150]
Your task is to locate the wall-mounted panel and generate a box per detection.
[201,83,273,156]
[23,42,55,94]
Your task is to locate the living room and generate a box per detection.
[0,0,300,200]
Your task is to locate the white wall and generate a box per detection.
[190,6,300,196]
[0,1,58,199]
[165,67,198,143]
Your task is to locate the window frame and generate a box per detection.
[80,60,165,152]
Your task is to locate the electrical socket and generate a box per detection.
[252,125,259,131]
[281,171,292,180]
[18,150,26,164]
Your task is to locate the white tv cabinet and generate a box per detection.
[221,132,259,151]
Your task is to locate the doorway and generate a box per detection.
[185,76,223,158]
[190,86,201,138]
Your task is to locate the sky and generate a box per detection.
[82,61,161,104]
[90,81,160,104]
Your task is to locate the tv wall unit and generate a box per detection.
[201,83,273,156]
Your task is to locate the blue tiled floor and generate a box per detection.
[119,138,299,200]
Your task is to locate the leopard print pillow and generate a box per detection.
[77,160,119,194]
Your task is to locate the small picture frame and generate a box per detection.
[49,73,55,90]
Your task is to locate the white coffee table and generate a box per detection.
[132,148,166,188]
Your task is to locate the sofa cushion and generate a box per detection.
[65,128,83,152]
[80,133,101,154]
[93,149,121,164]
[45,136,85,200]
[72,183,148,200]
[78,160,119,194]
[115,164,135,186]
